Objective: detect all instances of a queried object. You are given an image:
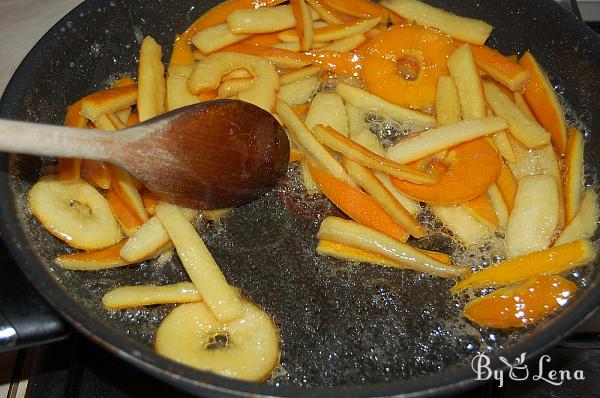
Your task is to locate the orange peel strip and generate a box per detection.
[308,163,409,242]
[290,0,313,51]
[56,241,132,270]
[169,34,194,67]
[182,0,286,41]
[470,45,530,91]
[464,275,577,329]
[79,85,138,122]
[463,193,499,229]
[289,148,305,162]
[313,124,436,184]
[519,51,568,155]
[343,157,426,237]
[496,161,517,211]
[451,239,596,293]
[81,160,111,190]
[317,216,469,277]
[107,188,145,237]
[317,240,451,268]
[142,189,162,216]
[59,99,87,180]
[392,138,502,205]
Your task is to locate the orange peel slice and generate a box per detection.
[362,24,455,110]
[392,138,502,205]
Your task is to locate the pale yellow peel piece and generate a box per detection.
[448,44,486,119]
[436,75,461,126]
[227,4,318,34]
[192,23,250,54]
[317,240,451,268]
[313,124,435,184]
[276,99,357,187]
[93,115,117,131]
[102,282,201,309]
[278,76,319,105]
[492,130,516,162]
[300,159,320,195]
[120,208,197,262]
[305,93,349,136]
[167,64,200,111]
[375,172,420,216]
[316,216,469,277]
[137,36,166,122]
[218,77,255,99]
[345,103,367,135]
[155,203,242,322]
[80,86,137,122]
[505,175,559,258]
[483,81,550,149]
[381,0,492,45]
[508,139,566,229]
[29,178,123,251]
[432,204,492,246]
[320,34,367,52]
[564,127,585,222]
[386,117,508,164]
[189,52,279,112]
[279,65,321,85]
[555,190,599,246]
[335,83,436,129]
[291,0,314,51]
[487,183,509,228]
[279,17,380,43]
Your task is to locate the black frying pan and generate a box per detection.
[1,0,600,396]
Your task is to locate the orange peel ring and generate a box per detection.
[362,24,455,111]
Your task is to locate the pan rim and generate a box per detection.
[1,0,600,396]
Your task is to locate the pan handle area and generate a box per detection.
[0,244,69,352]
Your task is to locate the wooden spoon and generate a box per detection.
[0,99,290,209]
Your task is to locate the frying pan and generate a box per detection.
[1,0,599,396]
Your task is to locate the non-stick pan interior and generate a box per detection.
[2,0,600,396]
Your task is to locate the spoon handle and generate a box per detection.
[0,118,118,160]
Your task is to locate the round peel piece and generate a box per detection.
[363,24,455,110]
[155,300,280,381]
[28,178,123,250]
[188,52,279,112]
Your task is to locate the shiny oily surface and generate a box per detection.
[463,275,577,329]
[2,0,600,396]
